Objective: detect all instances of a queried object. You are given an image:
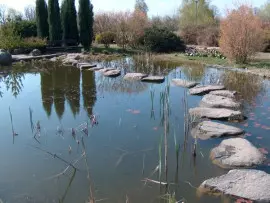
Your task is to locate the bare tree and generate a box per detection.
[24,5,36,21]
[6,8,22,22]
[0,4,7,25]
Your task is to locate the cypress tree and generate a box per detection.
[36,0,49,38]
[48,0,61,43]
[78,0,94,51]
[61,0,79,45]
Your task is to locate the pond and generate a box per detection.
[0,57,269,203]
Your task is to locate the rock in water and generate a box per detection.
[210,138,265,168]
[98,68,116,73]
[171,79,198,88]
[189,85,225,95]
[103,69,121,77]
[0,49,12,66]
[77,63,97,69]
[141,76,165,83]
[30,49,41,56]
[209,90,237,98]
[200,94,241,110]
[199,169,270,202]
[123,73,148,81]
[191,121,244,140]
[189,107,243,120]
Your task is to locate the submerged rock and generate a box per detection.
[209,90,237,98]
[189,85,225,95]
[199,169,270,202]
[191,121,244,140]
[141,76,165,83]
[210,138,265,168]
[123,73,148,81]
[189,107,243,120]
[200,94,241,110]
[171,79,198,88]
[103,69,121,77]
[0,49,12,66]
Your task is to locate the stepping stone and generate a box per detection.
[77,63,97,69]
[103,69,121,77]
[98,68,116,73]
[189,107,243,120]
[171,79,198,88]
[123,73,148,81]
[198,169,270,202]
[189,85,225,95]
[141,76,165,83]
[209,90,237,98]
[210,138,266,168]
[200,94,241,110]
[86,67,104,71]
[191,121,244,140]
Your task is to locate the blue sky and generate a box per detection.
[0,0,268,16]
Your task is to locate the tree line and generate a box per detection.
[36,0,93,50]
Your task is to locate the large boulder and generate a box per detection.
[189,107,243,120]
[171,79,198,88]
[200,94,241,110]
[209,90,237,98]
[198,169,270,202]
[30,49,41,56]
[189,85,225,95]
[191,121,244,140]
[0,49,12,66]
[210,138,266,168]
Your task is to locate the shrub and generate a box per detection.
[0,24,22,51]
[22,37,46,49]
[97,32,116,48]
[0,24,46,52]
[180,25,219,46]
[220,5,264,63]
[13,20,37,38]
[143,26,186,53]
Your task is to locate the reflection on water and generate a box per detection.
[0,57,269,203]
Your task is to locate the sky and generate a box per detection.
[0,0,268,17]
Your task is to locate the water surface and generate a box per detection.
[0,58,269,203]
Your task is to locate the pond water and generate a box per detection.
[0,57,270,203]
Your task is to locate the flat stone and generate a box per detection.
[123,73,148,81]
[98,68,116,73]
[141,76,165,83]
[191,121,244,140]
[200,94,241,110]
[171,79,198,88]
[77,63,97,69]
[209,90,237,98]
[189,107,243,120]
[189,85,225,95]
[103,69,121,77]
[86,67,104,71]
[210,138,266,168]
[199,169,270,202]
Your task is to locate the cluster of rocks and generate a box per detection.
[172,78,269,202]
[59,54,166,82]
